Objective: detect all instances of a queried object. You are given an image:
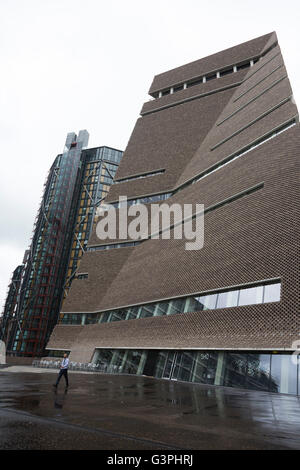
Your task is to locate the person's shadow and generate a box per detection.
[53,388,68,410]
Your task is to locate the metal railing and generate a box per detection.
[32,359,123,374]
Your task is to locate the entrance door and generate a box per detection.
[142,350,159,376]
[162,352,179,380]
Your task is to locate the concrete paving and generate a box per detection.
[0,366,300,450]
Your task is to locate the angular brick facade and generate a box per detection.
[47,32,300,375]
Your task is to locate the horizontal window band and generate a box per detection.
[61,278,281,323]
[45,348,70,351]
[150,53,264,97]
[150,42,278,98]
[141,83,293,204]
[84,159,120,167]
[46,347,300,352]
[211,96,292,151]
[107,192,172,208]
[86,241,141,251]
[141,82,243,116]
[77,273,88,280]
[115,169,165,184]
[204,181,264,214]
[217,74,287,126]
[233,63,284,102]
[85,183,263,253]
[176,118,297,192]
[241,51,281,84]
[147,182,264,240]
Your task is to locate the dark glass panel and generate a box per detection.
[220,67,233,77]
[162,352,176,379]
[127,306,140,320]
[109,309,125,322]
[237,62,251,71]
[174,352,194,382]
[169,299,185,315]
[246,354,271,391]
[206,73,216,81]
[122,350,144,374]
[155,301,169,316]
[139,304,156,318]
[224,353,247,388]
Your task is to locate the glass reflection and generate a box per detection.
[246,354,271,391]
[271,354,297,394]
[63,280,282,325]
[198,294,218,310]
[155,302,169,316]
[238,286,263,306]
[91,349,298,395]
[217,290,239,308]
[264,283,281,303]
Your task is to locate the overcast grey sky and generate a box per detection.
[0,0,299,309]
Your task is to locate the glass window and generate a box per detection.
[263,283,281,303]
[238,286,263,306]
[174,85,184,92]
[216,290,239,309]
[220,67,233,77]
[155,301,169,316]
[100,311,111,323]
[185,296,204,312]
[237,62,251,71]
[206,73,216,81]
[139,304,156,318]
[169,299,185,315]
[224,353,247,388]
[154,352,169,378]
[246,354,271,392]
[197,294,218,310]
[271,354,297,395]
[126,306,140,320]
[110,310,125,322]
[173,352,194,382]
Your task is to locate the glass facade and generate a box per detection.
[110,192,172,209]
[8,133,86,356]
[115,169,165,184]
[62,146,123,300]
[61,279,281,325]
[90,349,300,396]
[87,241,141,252]
[93,349,147,375]
[1,134,123,357]
[0,264,25,344]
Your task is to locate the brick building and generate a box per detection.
[47,33,300,394]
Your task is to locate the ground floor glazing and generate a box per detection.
[91,349,299,395]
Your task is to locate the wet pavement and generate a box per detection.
[0,367,300,450]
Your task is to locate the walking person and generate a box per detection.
[53,353,69,389]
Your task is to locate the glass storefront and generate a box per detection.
[91,349,300,396]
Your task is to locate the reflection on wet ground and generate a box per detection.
[0,370,300,449]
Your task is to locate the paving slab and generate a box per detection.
[0,367,300,450]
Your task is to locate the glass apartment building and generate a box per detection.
[0,132,123,357]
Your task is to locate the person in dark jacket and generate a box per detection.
[53,353,69,388]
